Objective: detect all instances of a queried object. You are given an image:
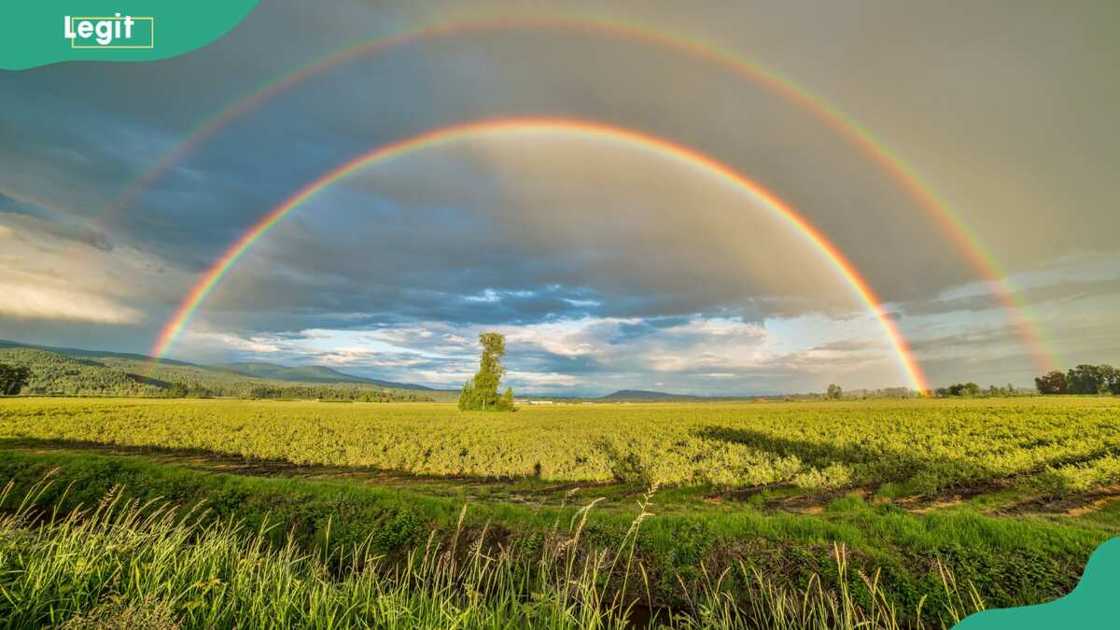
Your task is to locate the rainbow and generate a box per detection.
[150,118,931,392]
[110,16,1055,372]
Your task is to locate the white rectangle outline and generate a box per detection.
[69,16,154,49]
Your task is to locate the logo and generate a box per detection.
[64,14,154,49]
[6,1,257,69]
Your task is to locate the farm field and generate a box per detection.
[0,396,1118,628]
[2,397,1119,497]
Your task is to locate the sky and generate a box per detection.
[1,0,1118,395]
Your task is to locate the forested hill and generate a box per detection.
[0,347,159,397]
[0,342,445,401]
[598,389,705,401]
[221,362,436,391]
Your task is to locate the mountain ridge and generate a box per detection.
[0,340,442,394]
[219,361,436,391]
[598,389,705,401]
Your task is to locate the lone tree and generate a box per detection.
[0,363,31,396]
[825,384,842,400]
[458,332,515,411]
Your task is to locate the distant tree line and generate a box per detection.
[817,385,918,400]
[821,383,1023,400]
[111,381,432,401]
[935,382,980,397]
[238,384,431,402]
[151,378,432,401]
[932,382,1020,398]
[1035,364,1120,395]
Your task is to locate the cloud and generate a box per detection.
[902,253,1120,317]
[0,212,189,328]
[188,133,873,337]
[183,331,283,354]
[0,277,140,323]
[0,192,113,250]
[168,312,907,394]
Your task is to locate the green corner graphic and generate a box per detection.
[2,2,259,70]
[956,537,1120,629]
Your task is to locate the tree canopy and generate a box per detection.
[458,332,515,411]
[0,363,31,395]
[1037,364,1118,395]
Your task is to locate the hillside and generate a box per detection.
[0,339,195,365]
[220,362,436,391]
[0,341,442,401]
[598,389,704,401]
[0,348,163,397]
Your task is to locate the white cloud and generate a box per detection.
[507,371,580,388]
[503,317,642,358]
[0,212,195,326]
[183,331,282,354]
[0,277,141,323]
[164,310,908,393]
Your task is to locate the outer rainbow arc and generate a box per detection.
[150,117,931,393]
[110,15,1055,373]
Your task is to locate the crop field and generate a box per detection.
[2,397,1119,496]
[1,396,1119,628]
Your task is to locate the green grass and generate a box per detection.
[0,475,989,629]
[0,449,1109,622]
[0,396,1117,627]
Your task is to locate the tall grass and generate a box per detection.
[0,480,983,629]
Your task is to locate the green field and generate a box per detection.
[3,397,1119,493]
[1,397,1118,628]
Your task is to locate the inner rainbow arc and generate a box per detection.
[150,117,931,393]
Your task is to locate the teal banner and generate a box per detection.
[956,537,1119,629]
[1,1,259,69]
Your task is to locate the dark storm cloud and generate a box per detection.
[904,272,1120,318]
[0,194,112,251]
[0,1,449,272]
[907,326,1028,358]
[4,0,963,298]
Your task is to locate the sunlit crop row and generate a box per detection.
[1,397,1117,494]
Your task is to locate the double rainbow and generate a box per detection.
[150,118,931,392]
[138,14,1054,386]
